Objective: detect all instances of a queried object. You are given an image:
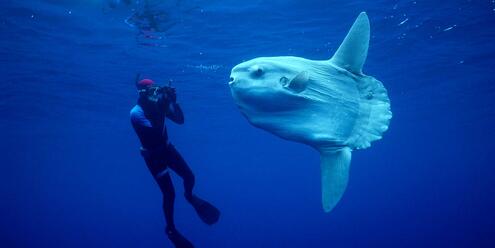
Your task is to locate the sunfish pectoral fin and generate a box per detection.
[330,12,370,75]
[320,147,352,212]
[286,71,309,93]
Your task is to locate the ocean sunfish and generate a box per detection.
[228,12,392,212]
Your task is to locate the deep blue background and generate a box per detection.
[1,0,495,247]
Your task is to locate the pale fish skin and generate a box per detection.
[229,12,392,213]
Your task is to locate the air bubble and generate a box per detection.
[398,18,409,26]
[443,25,456,31]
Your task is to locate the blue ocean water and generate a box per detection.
[1,0,495,247]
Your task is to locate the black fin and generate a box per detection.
[166,227,194,248]
[189,196,220,225]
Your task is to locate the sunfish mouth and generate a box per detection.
[228,78,252,91]
[228,75,236,86]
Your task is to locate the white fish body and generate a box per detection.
[229,12,392,212]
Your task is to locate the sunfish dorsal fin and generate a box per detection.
[330,12,370,74]
[320,147,352,212]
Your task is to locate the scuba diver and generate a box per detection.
[130,75,220,248]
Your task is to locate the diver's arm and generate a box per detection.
[131,105,162,136]
[161,86,184,124]
[166,102,185,124]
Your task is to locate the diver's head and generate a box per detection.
[137,78,155,90]
[137,78,170,108]
[137,78,156,100]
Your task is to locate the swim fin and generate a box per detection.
[188,195,220,225]
[166,227,194,248]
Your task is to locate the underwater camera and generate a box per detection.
[140,85,175,104]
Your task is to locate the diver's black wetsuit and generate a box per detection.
[130,87,219,248]
[130,90,193,227]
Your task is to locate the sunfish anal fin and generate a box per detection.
[319,147,352,212]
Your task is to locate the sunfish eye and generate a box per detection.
[251,65,264,77]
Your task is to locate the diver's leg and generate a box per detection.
[165,144,220,225]
[156,173,194,248]
[164,144,195,199]
[156,172,175,229]
[143,150,194,248]
[142,152,177,229]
